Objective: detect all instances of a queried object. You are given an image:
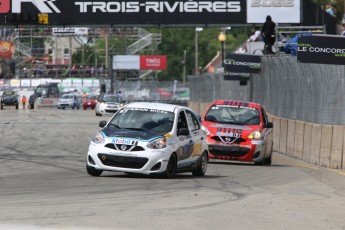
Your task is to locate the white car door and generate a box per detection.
[175,109,194,169]
[185,110,205,162]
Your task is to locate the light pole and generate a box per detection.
[218,31,226,67]
[182,50,186,85]
[195,27,203,75]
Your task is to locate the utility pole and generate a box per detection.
[182,50,186,86]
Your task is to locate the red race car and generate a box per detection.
[201,100,273,165]
[82,95,98,110]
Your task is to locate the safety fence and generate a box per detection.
[188,55,345,170]
[189,55,345,125]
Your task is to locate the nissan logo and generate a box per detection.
[121,145,127,151]
[225,137,231,142]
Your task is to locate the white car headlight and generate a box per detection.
[92,131,105,144]
[248,130,262,140]
[147,137,167,149]
[201,125,210,135]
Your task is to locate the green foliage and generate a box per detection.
[70,27,249,81]
[147,27,249,81]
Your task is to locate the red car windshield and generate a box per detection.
[204,105,260,125]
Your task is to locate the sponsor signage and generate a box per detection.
[224,53,262,74]
[0,0,246,25]
[52,27,89,36]
[113,55,168,70]
[0,41,15,59]
[297,35,345,65]
[140,55,167,70]
[224,73,251,81]
[247,0,301,23]
[113,55,140,70]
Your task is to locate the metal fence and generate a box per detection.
[189,55,345,125]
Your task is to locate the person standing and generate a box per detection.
[23,67,27,78]
[261,15,276,54]
[21,95,27,109]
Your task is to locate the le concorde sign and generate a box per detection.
[297,35,345,65]
[224,53,262,74]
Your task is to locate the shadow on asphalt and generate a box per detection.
[209,160,291,167]
[101,173,227,179]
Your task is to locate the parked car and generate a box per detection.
[86,102,209,178]
[82,94,98,110]
[95,94,125,116]
[201,100,273,165]
[1,91,19,110]
[57,93,80,110]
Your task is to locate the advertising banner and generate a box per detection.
[140,55,167,70]
[52,27,89,36]
[247,0,301,23]
[224,73,251,81]
[21,79,31,87]
[0,0,246,26]
[224,53,262,74]
[0,41,15,59]
[113,55,140,70]
[10,79,20,87]
[297,35,345,65]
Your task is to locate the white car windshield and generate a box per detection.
[204,105,260,125]
[102,95,121,102]
[61,94,74,99]
[108,107,174,133]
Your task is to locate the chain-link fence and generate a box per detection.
[189,55,345,125]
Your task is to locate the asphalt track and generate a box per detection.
[1,108,345,230]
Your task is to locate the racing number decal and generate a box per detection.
[217,128,242,137]
[0,0,10,13]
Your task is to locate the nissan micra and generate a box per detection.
[201,100,273,165]
[86,102,209,178]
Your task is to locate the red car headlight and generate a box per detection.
[248,130,262,140]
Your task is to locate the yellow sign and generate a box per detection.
[38,14,48,24]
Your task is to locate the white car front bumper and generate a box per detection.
[87,141,172,175]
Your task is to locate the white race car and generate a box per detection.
[86,102,209,178]
[95,94,125,116]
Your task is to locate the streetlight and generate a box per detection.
[195,27,203,75]
[218,31,226,67]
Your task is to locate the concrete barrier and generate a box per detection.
[287,120,295,158]
[310,124,322,165]
[294,121,304,160]
[330,126,344,169]
[280,119,287,155]
[272,116,280,152]
[302,123,312,162]
[320,125,332,168]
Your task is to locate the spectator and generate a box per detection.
[21,95,26,109]
[23,67,27,78]
[340,23,345,36]
[326,5,336,17]
[261,15,276,54]
[248,29,263,42]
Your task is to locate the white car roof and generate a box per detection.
[125,102,189,113]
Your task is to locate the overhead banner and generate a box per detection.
[297,35,345,65]
[0,0,246,26]
[247,0,301,23]
[224,53,262,74]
